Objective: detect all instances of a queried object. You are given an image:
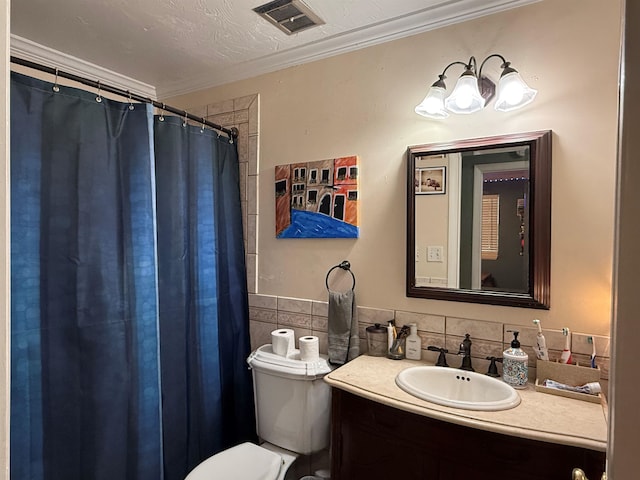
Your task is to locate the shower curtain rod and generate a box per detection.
[10,56,239,141]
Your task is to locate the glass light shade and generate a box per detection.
[494,71,537,112]
[444,74,485,114]
[415,86,449,119]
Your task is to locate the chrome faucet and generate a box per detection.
[458,333,474,371]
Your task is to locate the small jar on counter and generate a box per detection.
[365,323,389,357]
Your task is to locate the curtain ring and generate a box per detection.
[182,111,188,127]
[159,103,165,122]
[200,117,206,133]
[127,90,134,111]
[95,81,102,103]
[52,68,60,93]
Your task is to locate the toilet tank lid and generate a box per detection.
[247,344,332,379]
[184,442,282,480]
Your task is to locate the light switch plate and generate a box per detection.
[427,246,444,262]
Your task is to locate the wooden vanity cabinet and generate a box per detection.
[330,389,605,480]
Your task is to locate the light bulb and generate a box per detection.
[501,82,525,106]
[455,88,474,109]
[444,74,484,114]
[423,96,443,114]
[495,70,537,112]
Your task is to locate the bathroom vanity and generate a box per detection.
[325,356,607,480]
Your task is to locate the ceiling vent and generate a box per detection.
[253,0,324,35]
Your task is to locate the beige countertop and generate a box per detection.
[324,355,608,452]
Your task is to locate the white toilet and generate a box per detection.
[185,344,333,480]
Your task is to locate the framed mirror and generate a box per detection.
[406,130,551,309]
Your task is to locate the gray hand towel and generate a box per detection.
[327,289,359,365]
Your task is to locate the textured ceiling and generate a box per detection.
[11,0,539,98]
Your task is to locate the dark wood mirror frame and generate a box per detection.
[406,130,552,309]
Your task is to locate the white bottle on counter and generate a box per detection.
[405,323,422,360]
[503,331,528,389]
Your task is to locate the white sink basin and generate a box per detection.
[396,366,521,411]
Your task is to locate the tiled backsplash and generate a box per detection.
[248,293,611,384]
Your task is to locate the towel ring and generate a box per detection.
[325,260,356,292]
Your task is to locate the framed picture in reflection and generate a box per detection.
[416,166,446,194]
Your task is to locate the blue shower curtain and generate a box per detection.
[10,72,255,480]
[154,117,255,479]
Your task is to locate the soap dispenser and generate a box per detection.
[405,323,422,360]
[503,331,528,389]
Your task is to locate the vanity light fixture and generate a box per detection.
[414,54,537,119]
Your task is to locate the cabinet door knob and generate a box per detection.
[572,468,607,480]
[572,469,587,480]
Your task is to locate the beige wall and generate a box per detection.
[170,0,621,337]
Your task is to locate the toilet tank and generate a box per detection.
[247,345,333,455]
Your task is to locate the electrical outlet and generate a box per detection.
[427,246,444,262]
[415,247,420,263]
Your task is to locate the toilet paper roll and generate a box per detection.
[299,335,320,362]
[271,329,295,357]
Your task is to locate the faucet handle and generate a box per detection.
[427,346,449,367]
[459,333,472,353]
[485,356,503,377]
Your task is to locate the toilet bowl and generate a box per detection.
[184,441,297,480]
[185,344,333,480]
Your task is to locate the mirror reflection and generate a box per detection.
[406,131,551,309]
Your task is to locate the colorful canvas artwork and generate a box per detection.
[275,156,359,238]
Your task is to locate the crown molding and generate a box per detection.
[10,35,157,100]
[157,0,540,99]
